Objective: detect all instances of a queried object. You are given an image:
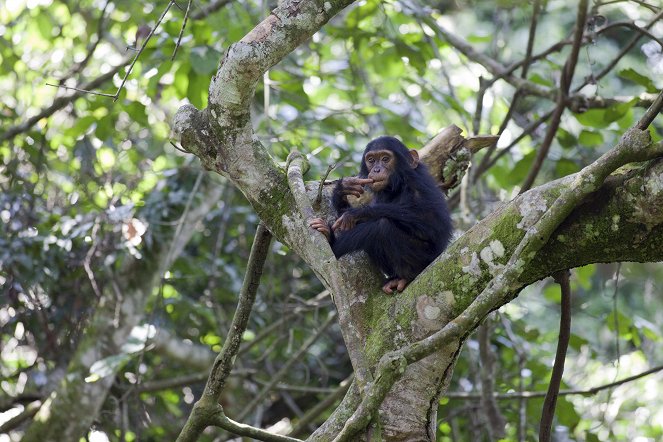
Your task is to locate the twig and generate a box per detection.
[0,401,42,433]
[61,0,112,79]
[290,375,353,437]
[176,223,274,442]
[636,89,663,130]
[583,9,663,91]
[170,140,190,154]
[314,163,336,208]
[191,0,233,20]
[596,20,663,49]
[1,62,127,143]
[478,321,506,439]
[520,0,589,193]
[172,0,193,60]
[475,0,542,174]
[112,0,177,102]
[44,0,177,102]
[539,270,572,442]
[443,362,663,398]
[237,312,337,421]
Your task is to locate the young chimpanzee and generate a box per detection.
[309,136,453,294]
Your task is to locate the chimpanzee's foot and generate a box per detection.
[382,278,409,294]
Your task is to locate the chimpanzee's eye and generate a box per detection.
[382,156,389,163]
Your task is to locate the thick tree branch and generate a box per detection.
[334,122,663,439]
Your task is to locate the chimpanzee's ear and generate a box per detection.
[409,149,420,169]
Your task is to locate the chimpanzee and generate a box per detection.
[309,136,452,294]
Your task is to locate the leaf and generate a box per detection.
[578,130,603,146]
[556,158,580,177]
[556,128,576,149]
[574,109,611,128]
[618,68,658,93]
[190,47,221,75]
[606,311,632,335]
[605,98,637,123]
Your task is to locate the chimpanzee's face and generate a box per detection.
[364,149,395,192]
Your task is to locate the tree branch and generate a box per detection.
[177,223,272,441]
[333,118,663,439]
[1,61,128,143]
[539,270,572,442]
[520,0,589,193]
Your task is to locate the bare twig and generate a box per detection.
[539,270,572,442]
[636,89,663,130]
[45,0,177,102]
[290,375,353,437]
[237,312,337,421]
[61,0,112,79]
[191,0,233,20]
[584,9,663,91]
[475,0,542,175]
[1,62,127,143]
[0,401,42,433]
[520,0,589,193]
[445,362,663,400]
[478,321,506,439]
[170,141,190,154]
[172,0,193,60]
[314,163,336,208]
[112,0,177,101]
[596,20,663,49]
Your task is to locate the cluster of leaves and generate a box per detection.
[1,0,663,441]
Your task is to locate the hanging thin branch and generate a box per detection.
[539,270,572,442]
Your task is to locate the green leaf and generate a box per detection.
[606,311,632,335]
[190,47,221,75]
[569,333,589,351]
[529,73,554,87]
[605,98,637,123]
[35,12,53,40]
[578,130,603,146]
[574,109,611,128]
[556,158,580,177]
[618,68,658,93]
[556,128,576,148]
[467,34,492,43]
[510,151,536,184]
[174,64,190,98]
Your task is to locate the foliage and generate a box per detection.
[1,0,662,441]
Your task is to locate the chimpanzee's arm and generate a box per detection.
[332,181,350,213]
[331,177,374,214]
[338,202,432,230]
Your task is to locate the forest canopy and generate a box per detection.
[1,1,663,441]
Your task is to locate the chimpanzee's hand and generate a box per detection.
[309,218,331,241]
[339,177,373,200]
[332,212,356,232]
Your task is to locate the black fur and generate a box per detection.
[330,136,452,281]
